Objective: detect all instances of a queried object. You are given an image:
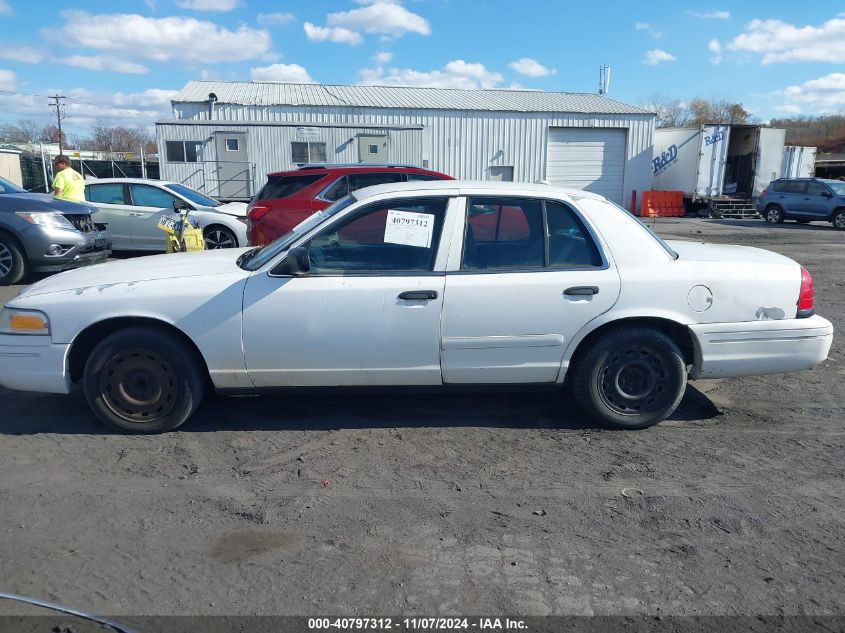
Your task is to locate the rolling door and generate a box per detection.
[546,127,626,203]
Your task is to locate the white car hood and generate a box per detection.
[18,248,252,299]
[212,202,248,217]
[666,240,798,267]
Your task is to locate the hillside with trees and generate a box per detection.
[769,115,845,153]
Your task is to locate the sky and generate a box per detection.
[0,0,844,137]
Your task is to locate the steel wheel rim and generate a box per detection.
[205,229,235,249]
[100,349,178,423]
[598,345,668,415]
[835,214,845,229]
[767,208,780,223]
[0,243,12,277]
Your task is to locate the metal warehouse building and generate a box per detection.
[156,80,655,206]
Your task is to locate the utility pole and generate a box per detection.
[48,94,66,154]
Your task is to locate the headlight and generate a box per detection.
[15,212,76,231]
[0,308,51,335]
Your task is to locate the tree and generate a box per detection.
[81,121,156,154]
[40,125,67,145]
[641,94,751,128]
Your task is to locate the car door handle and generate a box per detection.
[398,290,438,301]
[564,286,599,296]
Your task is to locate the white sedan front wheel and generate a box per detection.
[203,225,238,249]
[572,327,687,430]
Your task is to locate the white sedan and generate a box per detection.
[83,178,248,251]
[0,181,833,433]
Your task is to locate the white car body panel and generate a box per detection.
[85,178,247,251]
[0,181,833,401]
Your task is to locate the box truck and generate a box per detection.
[651,125,789,218]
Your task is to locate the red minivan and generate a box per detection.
[246,164,453,245]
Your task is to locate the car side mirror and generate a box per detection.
[821,190,832,198]
[282,246,311,276]
[173,198,191,212]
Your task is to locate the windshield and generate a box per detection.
[164,183,220,207]
[0,175,25,194]
[242,195,356,271]
[827,181,845,196]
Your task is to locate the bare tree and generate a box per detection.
[81,120,156,154]
[641,94,751,128]
[40,125,67,145]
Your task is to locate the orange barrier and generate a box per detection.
[641,191,685,217]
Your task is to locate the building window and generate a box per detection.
[166,140,203,163]
[368,144,379,155]
[225,138,239,152]
[292,141,327,164]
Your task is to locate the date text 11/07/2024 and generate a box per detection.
[307,617,528,630]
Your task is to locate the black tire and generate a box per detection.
[832,210,845,231]
[571,327,687,430]
[82,326,205,433]
[0,233,27,286]
[203,225,238,249]
[764,205,784,224]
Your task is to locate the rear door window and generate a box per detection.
[348,173,403,192]
[785,181,807,194]
[258,174,325,201]
[86,183,126,205]
[463,197,544,270]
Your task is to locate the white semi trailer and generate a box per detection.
[651,125,800,218]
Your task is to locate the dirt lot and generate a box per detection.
[0,218,842,620]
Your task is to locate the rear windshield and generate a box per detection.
[257,174,325,201]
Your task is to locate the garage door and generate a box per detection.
[546,128,626,204]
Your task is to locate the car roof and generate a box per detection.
[85,178,179,186]
[349,179,608,202]
[267,165,451,178]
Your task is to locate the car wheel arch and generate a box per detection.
[562,315,697,380]
[0,227,30,258]
[203,223,239,247]
[67,316,212,385]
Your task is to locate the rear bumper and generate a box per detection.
[689,315,834,379]
[0,334,71,394]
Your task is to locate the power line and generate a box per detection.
[0,89,161,120]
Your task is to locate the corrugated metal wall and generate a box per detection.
[158,103,654,207]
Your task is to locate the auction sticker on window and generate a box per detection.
[384,210,434,248]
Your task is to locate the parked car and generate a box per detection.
[0,181,833,433]
[246,164,453,245]
[758,178,845,229]
[0,176,111,285]
[84,178,248,250]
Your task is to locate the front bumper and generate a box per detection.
[0,334,71,394]
[21,224,111,273]
[689,315,834,379]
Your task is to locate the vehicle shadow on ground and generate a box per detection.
[0,384,721,435]
[705,219,833,231]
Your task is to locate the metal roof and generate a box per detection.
[173,81,652,115]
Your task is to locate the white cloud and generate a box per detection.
[728,17,845,64]
[642,49,676,65]
[63,55,149,75]
[175,0,240,11]
[0,69,16,91]
[508,58,556,77]
[779,73,845,112]
[688,10,730,20]
[774,104,802,115]
[634,22,663,38]
[360,59,503,89]
[0,46,44,64]
[250,63,314,83]
[0,0,11,15]
[709,39,722,64]
[327,0,430,38]
[303,22,363,45]
[46,12,273,64]
[257,12,295,26]
[373,51,393,64]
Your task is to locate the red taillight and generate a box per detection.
[248,203,271,221]
[797,266,814,317]
[761,188,768,197]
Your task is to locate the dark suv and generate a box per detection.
[758,178,845,229]
[247,164,453,245]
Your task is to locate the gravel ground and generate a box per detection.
[0,218,842,620]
